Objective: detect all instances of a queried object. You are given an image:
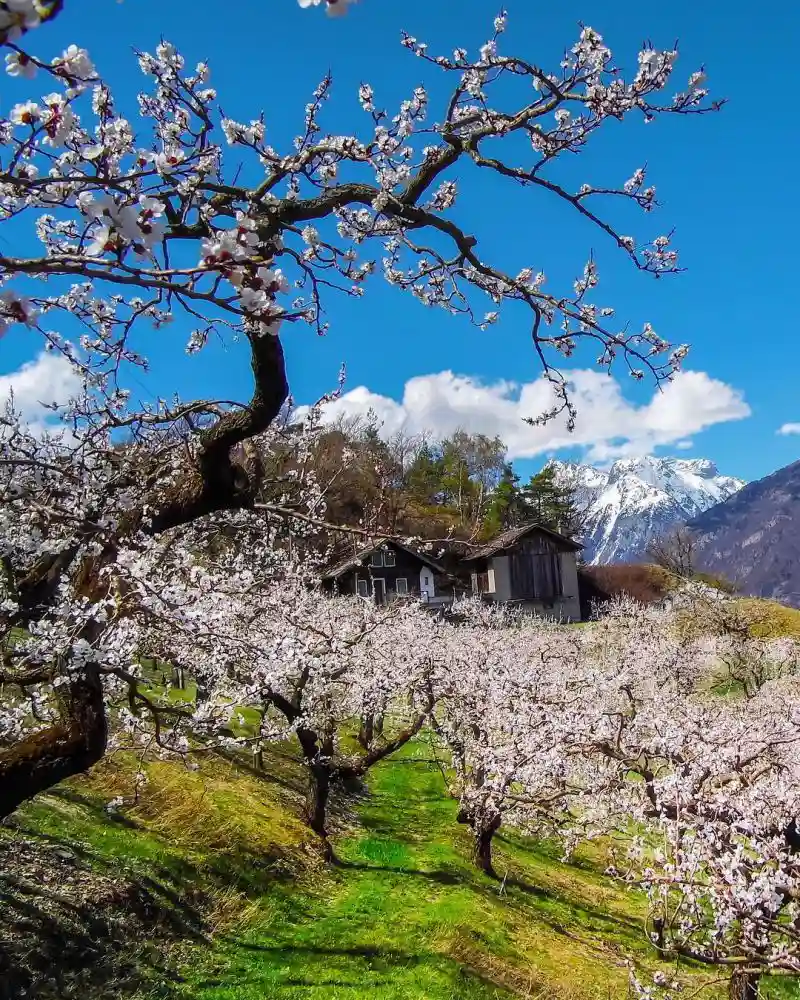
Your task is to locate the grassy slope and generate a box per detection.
[5,738,798,1000]
[735,598,800,639]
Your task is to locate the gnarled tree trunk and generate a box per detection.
[357,714,384,750]
[458,808,502,877]
[0,334,289,821]
[729,969,760,1000]
[305,762,333,860]
[0,669,107,820]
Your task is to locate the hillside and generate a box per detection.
[0,739,736,1000]
[550,457,745,564]
[689,459,800,607]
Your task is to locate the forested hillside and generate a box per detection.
[264,411,581,556]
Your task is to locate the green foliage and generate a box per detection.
[691,571,738,594]
[292,419,583,548]
[406,442,445,505]
[481,464,525,537]
[522,465,581,537]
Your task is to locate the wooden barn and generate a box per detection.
[461,523,583,621]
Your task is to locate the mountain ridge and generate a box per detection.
[549,456,746,564]
[688,459,800,607]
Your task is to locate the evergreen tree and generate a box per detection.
[406,442,445,505]
[523,465,581,537]
[481,463,530,537]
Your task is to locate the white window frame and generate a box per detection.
[395,577,408,595]
[356,579,369,598]
[370,551,383,567]
[383,549,396,567]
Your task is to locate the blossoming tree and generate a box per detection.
[151,566,445,855]
[577,600,800,1000]
[433,602,586,875]
[0,0,721,819]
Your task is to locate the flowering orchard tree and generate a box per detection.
[0,399,334,816]
[576,599,800,1000]
[151,569,445,854]
[433,601,587,875]
[0,1,720,820]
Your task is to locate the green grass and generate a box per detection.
[7,737,798,999]
[734,598,800,639]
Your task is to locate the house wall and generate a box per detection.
[353,544,425,599]
[558,552,581,621]
[330,544,458,604]
[473,549,582,622]
[491,555,511,602]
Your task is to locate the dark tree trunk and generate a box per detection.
[306,764,333,860]
[0,670,107,820]
[357,716,374,751]
[295,726,336,859]
[458,808,502,877]
[729,970,760,1000]
[474,824,498,876]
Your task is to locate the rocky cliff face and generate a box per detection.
[687,460,800,607]
[550,457,745,564]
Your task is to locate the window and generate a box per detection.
[383,549,396,567]
[370,551,383,567]
[356,579,369,598]
[395,578,408,595]
[475,571,491,594]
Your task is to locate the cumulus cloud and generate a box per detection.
[0,351,81,435]
[301,368,750,463]
[778,423,800,436]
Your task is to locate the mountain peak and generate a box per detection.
[551,456,745,564]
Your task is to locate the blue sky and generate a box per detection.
[2,0,798,483]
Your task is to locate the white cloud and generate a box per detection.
[302,368,750,463]
[778,423,800,436]
[0,351,81,435]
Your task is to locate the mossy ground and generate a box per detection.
[4,736,799,999]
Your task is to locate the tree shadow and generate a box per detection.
[501,873,644,938]
[330,857,461,885]
[46,786,144,829]
[211,939,527,995]
[0,855,192,1000]
[0,808,303,1000]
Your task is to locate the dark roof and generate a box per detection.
[320,539,449,581]
[461,522,583,563]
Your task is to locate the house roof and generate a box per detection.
[320,539,449,581]
[461,522,583,563]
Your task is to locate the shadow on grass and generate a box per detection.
[0,849,192,1000]
[331,857,462,885]
[0,792,306,1000]
[207,940,516,996]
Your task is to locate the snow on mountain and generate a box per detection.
[549,456,746,564]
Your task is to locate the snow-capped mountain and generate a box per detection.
[550,456,746,564]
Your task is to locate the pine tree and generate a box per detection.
[523,465,581,537]
[406,443,445,505]
[481,463,530,537]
